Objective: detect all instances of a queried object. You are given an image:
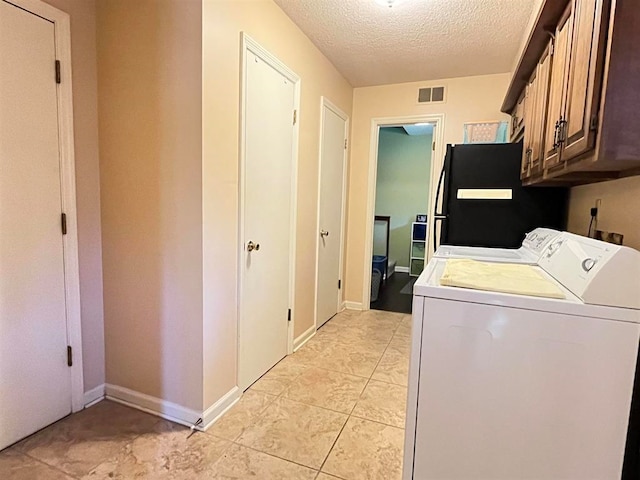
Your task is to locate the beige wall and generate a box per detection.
[97,0,204,411]
[202,0,353,406]
[567,176,640,251]
[43,0,104,393]
[375,128,432,268]
[345,73,511,304]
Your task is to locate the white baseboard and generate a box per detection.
[105,383,202,429]
[293,324,316,351]
[344,301,364,311]
[201,386,241,431]
[395,266,410,273]
[84,383,105,408]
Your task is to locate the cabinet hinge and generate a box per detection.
[61,213,67,235]
[344,139,348,149]
[293,110,297,125]
[338,279,341,289]
[287,309,291,322]
[67,345,73,367]
[590,113,599,131]
[55,60,61,84]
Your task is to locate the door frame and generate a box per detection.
[313,97,349,334]
[361,114,445,308]
[7,0,84,411]
[237,33,300,389]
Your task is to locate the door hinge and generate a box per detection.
[287,309,292,322]
[61,213,67,235]
[55,60,61,84]
[590,113,599,131]
[293,110,297,125]
[432,141,436,151]
[338,279,341,289]
[344,139,348,149]
[67,345,73,367]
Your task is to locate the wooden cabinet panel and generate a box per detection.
[511,91,525,141]
[530,43,552,177]
[562,0,609,162]
[543,5,573,171]
[521,70,537,179]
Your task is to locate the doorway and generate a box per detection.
[0,0,83,450]
[315,98,348,330]
[363,115,445,313]
[238,34,299,390]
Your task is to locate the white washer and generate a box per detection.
[404,233,640,479]
[435,227,561,264]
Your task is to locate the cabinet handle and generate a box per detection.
[558,118,568,144]
[553,120,560,149]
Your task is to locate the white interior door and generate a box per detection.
[0,0,72,450]
[316,101,347,327]
[240,43,297,389]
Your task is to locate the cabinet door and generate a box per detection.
[521,71,537,179]
[529,43,553,177]
[561,0,609,162]
[543,5,573,170]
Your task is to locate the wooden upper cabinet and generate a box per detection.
[543,5,573,171]
[504,0,640,185]
[561,0,610,162]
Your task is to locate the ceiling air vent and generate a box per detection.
[418,86,445,104]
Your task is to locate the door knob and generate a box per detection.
[247,241,260,252]
[320,230,329,237]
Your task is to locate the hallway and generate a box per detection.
[1,309,411,479]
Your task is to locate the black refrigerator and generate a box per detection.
[433,143,568,250]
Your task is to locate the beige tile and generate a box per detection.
[371,347,410,387]
[394,317,412,338]
[289,338,331,366]
[313,343,383,378]
[334,326,394,350]
[207,390,276,441]
[249,356,309,395]
[16,400,158,477]
[388,332,412,353]
[282,367,368,413]
[237,397,347,469]
[316,474,343,480]
[351,380,408,428]
[208,443,317,479]
[322,417,404,480]
[83,421,230,479]
[0,449,74,480]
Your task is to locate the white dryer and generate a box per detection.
[434,227,561,264]
[405,233,640,479]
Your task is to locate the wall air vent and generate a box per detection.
[418,86,445,104]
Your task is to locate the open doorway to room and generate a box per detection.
[370,123,436,314]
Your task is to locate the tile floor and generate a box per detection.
[0,309,411,479]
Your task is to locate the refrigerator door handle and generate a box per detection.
[433,164,447,252]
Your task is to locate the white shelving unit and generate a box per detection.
[410,222,427,277]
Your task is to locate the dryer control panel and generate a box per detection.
[538,232,640,309]
[521,228,562,257]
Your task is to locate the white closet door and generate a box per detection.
[240,48,296,389]
[0,0,71,450]
[316,103,347,327]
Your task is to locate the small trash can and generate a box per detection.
[371,268,382,302]
[372,255,387,282]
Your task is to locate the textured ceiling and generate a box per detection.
[273,0,536,87]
